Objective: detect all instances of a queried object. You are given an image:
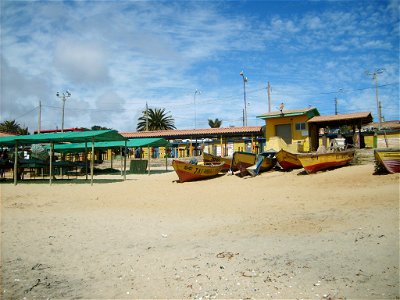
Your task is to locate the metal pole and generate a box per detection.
[61,97,65,132]
[267,81,271,113]
[91,138,94,186]
[146,102,151,175]
[13,142,18,186]
[240,71,248,126]
[49,143,53,185]
[124,140,127,180]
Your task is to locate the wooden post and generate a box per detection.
[220,135,223,156]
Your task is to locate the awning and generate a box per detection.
[0,130,127,185]
[0,130,126,146]
[48,138,171,152]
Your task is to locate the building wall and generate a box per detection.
[264,115,310,143]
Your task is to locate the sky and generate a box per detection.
[1,0,399,133]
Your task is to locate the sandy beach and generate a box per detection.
[1,163,399,299]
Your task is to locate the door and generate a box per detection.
[275,124,292,144]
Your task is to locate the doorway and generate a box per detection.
[275,124,292,144]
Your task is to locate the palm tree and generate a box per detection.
[136,107,176,131]
[208,118,222,128]
[0,120,29,135]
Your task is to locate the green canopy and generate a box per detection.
[48,138,170,152]
[0,130,126,146]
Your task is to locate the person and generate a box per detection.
[0,150,10,178]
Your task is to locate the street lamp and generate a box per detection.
[56,90,71,132]
[240,71,248,126]
[366,69,385,129]
[194,89,201,129]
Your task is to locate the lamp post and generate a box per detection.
[366,69,385,129]
[194,89,201,129]
[240,71,248,126]
[56,90,71,132]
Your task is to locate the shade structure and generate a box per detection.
[0,130,126,146]
[0,130,127,185]
[47,137,171,152]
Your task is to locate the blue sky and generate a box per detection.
[1,0,399,132]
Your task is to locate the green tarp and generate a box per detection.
[0,130,126,146]
[48,138,170,152]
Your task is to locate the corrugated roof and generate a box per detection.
[257,107,319,119]
[121,126,263,139]
[308,112,373,123]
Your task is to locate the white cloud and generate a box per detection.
[54,39,110,85]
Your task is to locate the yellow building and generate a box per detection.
[256,107,320,150]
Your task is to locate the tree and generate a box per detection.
[208,118,222,128]
[136,107,176,131]
[0,120,29,135]
[91,125,112,131]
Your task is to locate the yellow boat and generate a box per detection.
[231,152,257,175]
[374,148,400,174]
[172,159,224,183]
[202,152,233,171]
[297,149,355,174]
[275,149,302,170]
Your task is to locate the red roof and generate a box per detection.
[257,107,319,118]
[308,112,372,123]
[121,126,263,139]
[0,132,15,137]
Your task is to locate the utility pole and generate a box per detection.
[334,97,338,115]
[56,90,71,132]
[267,81,271,112]
[366,69,385,129]
[239,71,248,126]
[37,101,42,133]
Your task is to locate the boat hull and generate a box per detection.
[202,152,232,171]
[172,160,224,183]
[247,154,276,176]
[276,149,302,170]
[374,149,400,174]
[297,150,355,174]
[232,152,257,175]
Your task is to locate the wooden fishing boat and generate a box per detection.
[276,149,302,170]
[247,152,277,176]
[297,149,355,174]
[231,152,257,175]
[374,148,400,174]
[202,152,233,171]
[172,159,224,183]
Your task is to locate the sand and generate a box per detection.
[1,163,399,299]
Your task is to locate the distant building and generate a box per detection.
[256,107,320,148]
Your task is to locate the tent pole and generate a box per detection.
[91,138,94,185]
[85,142,88,180]
[49,142,54,185]
[120,146,123,176]
[13,142,18,186]
[147,145,150,175]
[124,140,127,180]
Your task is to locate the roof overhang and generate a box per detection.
[257,107,320,120]
[307,112,373,127]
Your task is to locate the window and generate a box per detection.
[295,122,306,131]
